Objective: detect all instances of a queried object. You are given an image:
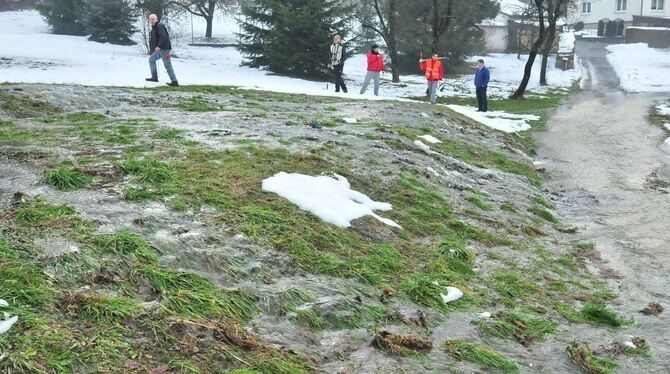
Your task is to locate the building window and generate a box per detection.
[616,0,627,12]
[582,1,592,13]
[652,0,664,10]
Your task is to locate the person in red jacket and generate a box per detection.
[359,44,384,96]
[419,51,444,104]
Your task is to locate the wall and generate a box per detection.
[625,26,670,47]
[482,26,508,52]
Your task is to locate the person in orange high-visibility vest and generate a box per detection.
[419,52,444,104]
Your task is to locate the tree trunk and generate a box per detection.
[511,51,538,99]
[205,15,213,38]
[431,0,440,53]
[205,0,215,38]
[390,44,400,83]
[539,49,549,85]
[511,0,546,99]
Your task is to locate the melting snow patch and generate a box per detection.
[478,312,492,319]
[606,43,670,93]
[446,105,538,133]
[262,172,401,228]
[657,104,670,116]
[342,117,357,124]
[441,286,464,304]
[414,140,431,152]
[0,299,18,335]
[664,123,670,131]
[418,135,442,144]
[662,138,670,155]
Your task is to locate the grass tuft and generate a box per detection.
[477,310,557,345]
[118,157,173,184]
[63,292,138,323]
[95,231,158,262]
[580,303,629,327]
[443,339,519,373]
[567,341,618,374]
[45,166,92,191]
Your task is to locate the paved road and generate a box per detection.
[575,40,620,91]
[536,40,670,372]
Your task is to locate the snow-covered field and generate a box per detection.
[0,10,579,102]
[606,43,670,93]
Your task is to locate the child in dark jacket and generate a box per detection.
[474,58,490,112]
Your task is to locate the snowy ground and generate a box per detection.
[606,43,670,93]
[0,10,579,102]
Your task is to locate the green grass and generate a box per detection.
[568,341,618,374]
[291,309,325,331]
[443,339,519,373]
[13,197,76,225]
[117,157,173,184]
[45,166,92,191]
[434,138,542,186]
[580,303,629,327]
[178,97,221,112]
[534,196,554,209]
[574,241,596,250]
[0,91,61,118]
[492,270,539,307]
[136,266,258,320]
[94,231,159,262]
[477,310,557,344]
[153,128,185,140]
[0,240,56,306]
[64,293,139,323]
[529,206,558,223]
[465,195,494,211]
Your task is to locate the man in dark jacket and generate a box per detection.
[329,35,347,93]
[474,58,490,112]
[146,14,178,87]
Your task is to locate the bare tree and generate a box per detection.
[510,0,546,99]
[539,0,575,85]
[358,0,401,83]
[170,0,219,38]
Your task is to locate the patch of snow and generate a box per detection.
[0,10,580,101]
[558,32,575,53]
[606,43,670,93]
[0,299,18,335]
[657,104,670,116]
[478,311,492,319]
[342,117,357,124]
[418,135,442,144]
[624,341,637,348]
[661,137,670,154]
[261,172,401,228]
[441,287,464,303]
[446,105,538,133]
[414,140,431,152]
[664,123,670,131]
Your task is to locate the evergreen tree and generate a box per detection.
[36,0,87,36]
[84,0,137,45]
[237,0,350,79]
[394,0,499,73]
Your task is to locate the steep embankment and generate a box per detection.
[0,84,653,373]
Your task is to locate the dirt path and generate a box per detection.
[537,41,670,371]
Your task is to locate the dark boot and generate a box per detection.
[145,77,158,82]
[166,81,179,87]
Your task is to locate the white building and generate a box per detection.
[481,0,532,52]
[571,0,668,36]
